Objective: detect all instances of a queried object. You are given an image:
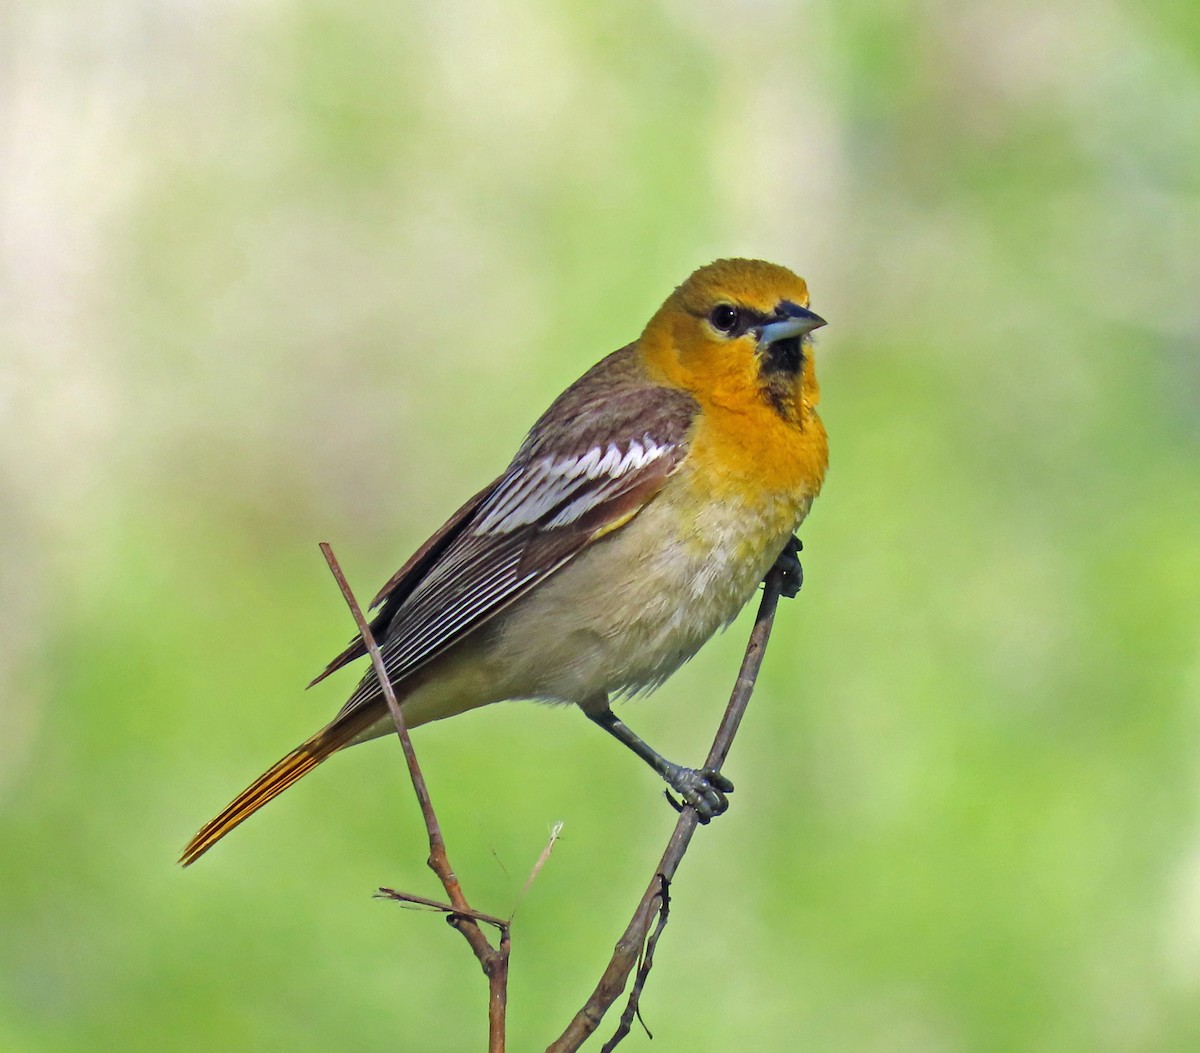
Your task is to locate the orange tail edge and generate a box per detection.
[180,707,379,867]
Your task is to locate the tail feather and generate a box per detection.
[180,705,382,866]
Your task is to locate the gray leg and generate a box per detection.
[587,706,733,823]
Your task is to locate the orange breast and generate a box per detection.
[684,382,827,509]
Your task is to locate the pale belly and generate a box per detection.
[481,483,814,708]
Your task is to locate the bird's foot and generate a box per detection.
[662,765,734,823]
[773,535,804,599]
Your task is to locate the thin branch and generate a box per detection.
[320,542,509,1052]
[374,888,511,931]
[600,875,670,1051]
[513,821,566,921]
[546,563,787,1052]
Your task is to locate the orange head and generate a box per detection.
[638,258,826,425]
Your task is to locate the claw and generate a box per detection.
[662,765,734,823]
[587,707,738,822]
[774,536,804,599]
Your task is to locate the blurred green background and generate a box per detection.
[3,0,1199,1050]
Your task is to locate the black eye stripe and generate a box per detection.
[704,304,771,338]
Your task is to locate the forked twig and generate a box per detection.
[547,563,788,1052]
[375,818,564,930]
[322,540,789,1052]
[320,543,509,1052]
[601,874,670,1050]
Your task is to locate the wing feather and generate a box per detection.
[308,480,497,687]
[328,346,699,717]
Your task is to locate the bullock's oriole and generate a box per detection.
[181,258,828,865]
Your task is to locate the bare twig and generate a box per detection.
[601,875,670,1050]
[546,563,787,1052]
[321,538,789,1052]
[374,888,511,930]
[513,821,566,920]
[320,543,510,1053]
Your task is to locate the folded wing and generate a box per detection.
[321,346,699,718]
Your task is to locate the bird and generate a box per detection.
[181,258,828,865]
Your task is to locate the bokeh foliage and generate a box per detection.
[2,1,1199,1050]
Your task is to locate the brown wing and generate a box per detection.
[308,480,497,687]
[330,345,698,718]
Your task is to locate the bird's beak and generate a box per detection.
[756,301,827,350]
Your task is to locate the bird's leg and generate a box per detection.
[587,706,733,823]
[773,535,804,599]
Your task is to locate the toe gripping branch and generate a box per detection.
[588,708,734,824]
[586,535,802,825]
[552,547,796,1052]
[774,535,803,599]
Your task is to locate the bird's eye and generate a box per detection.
[709,304,740,334]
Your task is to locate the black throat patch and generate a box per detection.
[759,337,804,419]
